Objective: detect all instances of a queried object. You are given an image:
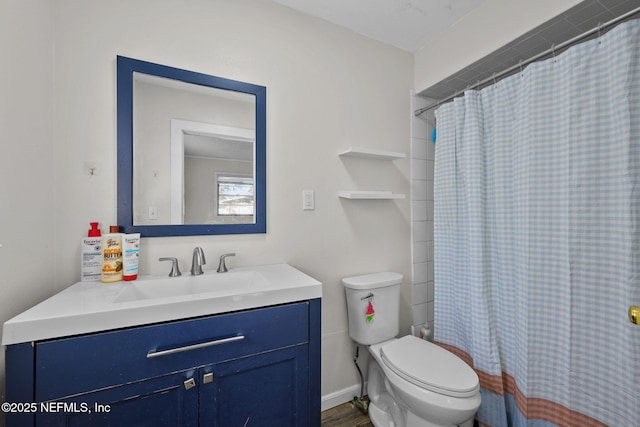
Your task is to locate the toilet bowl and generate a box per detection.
[342,272,481,427]
[370,336,481,427]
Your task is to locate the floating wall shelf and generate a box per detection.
[338,147,406,160]
[338,147,406,201]
[338,191,406,200]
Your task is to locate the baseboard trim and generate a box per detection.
[321,383,366,412]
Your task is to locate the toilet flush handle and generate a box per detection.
[361,292,374,301]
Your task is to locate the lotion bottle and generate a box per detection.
[81,222,102,282]
[123,233,140,281]
[101,225,123,283]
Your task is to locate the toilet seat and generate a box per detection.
[380,335,479,398]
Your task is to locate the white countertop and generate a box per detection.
[2,263,322,345]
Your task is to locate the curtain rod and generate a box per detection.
[414,5,640,117]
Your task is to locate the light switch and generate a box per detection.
[303,190,315,211]
[148,206,158,220]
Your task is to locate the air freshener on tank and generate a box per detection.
[366,301,375,323]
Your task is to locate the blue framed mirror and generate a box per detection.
[117,56,266,237]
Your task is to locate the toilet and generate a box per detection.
[343,272,481,427]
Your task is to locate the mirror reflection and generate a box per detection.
[133,74,256,226]
[117,56,266,237]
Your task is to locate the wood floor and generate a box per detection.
[321,401,480,427]
[321,400,374,427]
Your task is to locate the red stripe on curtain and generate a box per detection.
[435,342,608,427]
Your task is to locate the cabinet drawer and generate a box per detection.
[35,302,309,401]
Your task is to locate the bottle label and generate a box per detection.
[101,235,123,282]
[81,237,102,282]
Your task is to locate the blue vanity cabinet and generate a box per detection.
[5,299,321,427]
[199,344,309,426]
[35,369,199,427]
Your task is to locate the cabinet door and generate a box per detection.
[36,369,198,427]
[199,345,309,427]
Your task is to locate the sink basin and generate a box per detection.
[114,270,263,303]
[2,263,322,345]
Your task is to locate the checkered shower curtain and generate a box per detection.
[433,18,640,427]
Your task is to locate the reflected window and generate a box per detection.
[217,175,254,216]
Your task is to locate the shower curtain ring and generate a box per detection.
[519,60,523,76]
[552,44,556,63]
[598,22,603,44]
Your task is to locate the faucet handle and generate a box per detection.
[217,253,236,273]
[159,257,182,277]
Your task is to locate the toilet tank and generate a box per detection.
[342,272,402,345]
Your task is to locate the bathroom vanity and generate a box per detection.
[3,264,322,427]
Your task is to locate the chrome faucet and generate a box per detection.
[217,253,236,273]
[191,247,206,275]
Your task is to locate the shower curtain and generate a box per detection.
[433,19,640,427]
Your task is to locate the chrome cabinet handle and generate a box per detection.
[147,335,245,358]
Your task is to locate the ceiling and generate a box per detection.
[420,0,640,100]
[270,0,640,103]
[270,0,487,52]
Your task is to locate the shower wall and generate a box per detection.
[410,93,435,336]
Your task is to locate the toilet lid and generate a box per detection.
[380,335,479,398]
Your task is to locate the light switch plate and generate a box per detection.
[148,206,158,220]
[303,190,315,211]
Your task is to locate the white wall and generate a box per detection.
[0,0,55,415]
[0,0,414,408]
[414,0,582,92]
